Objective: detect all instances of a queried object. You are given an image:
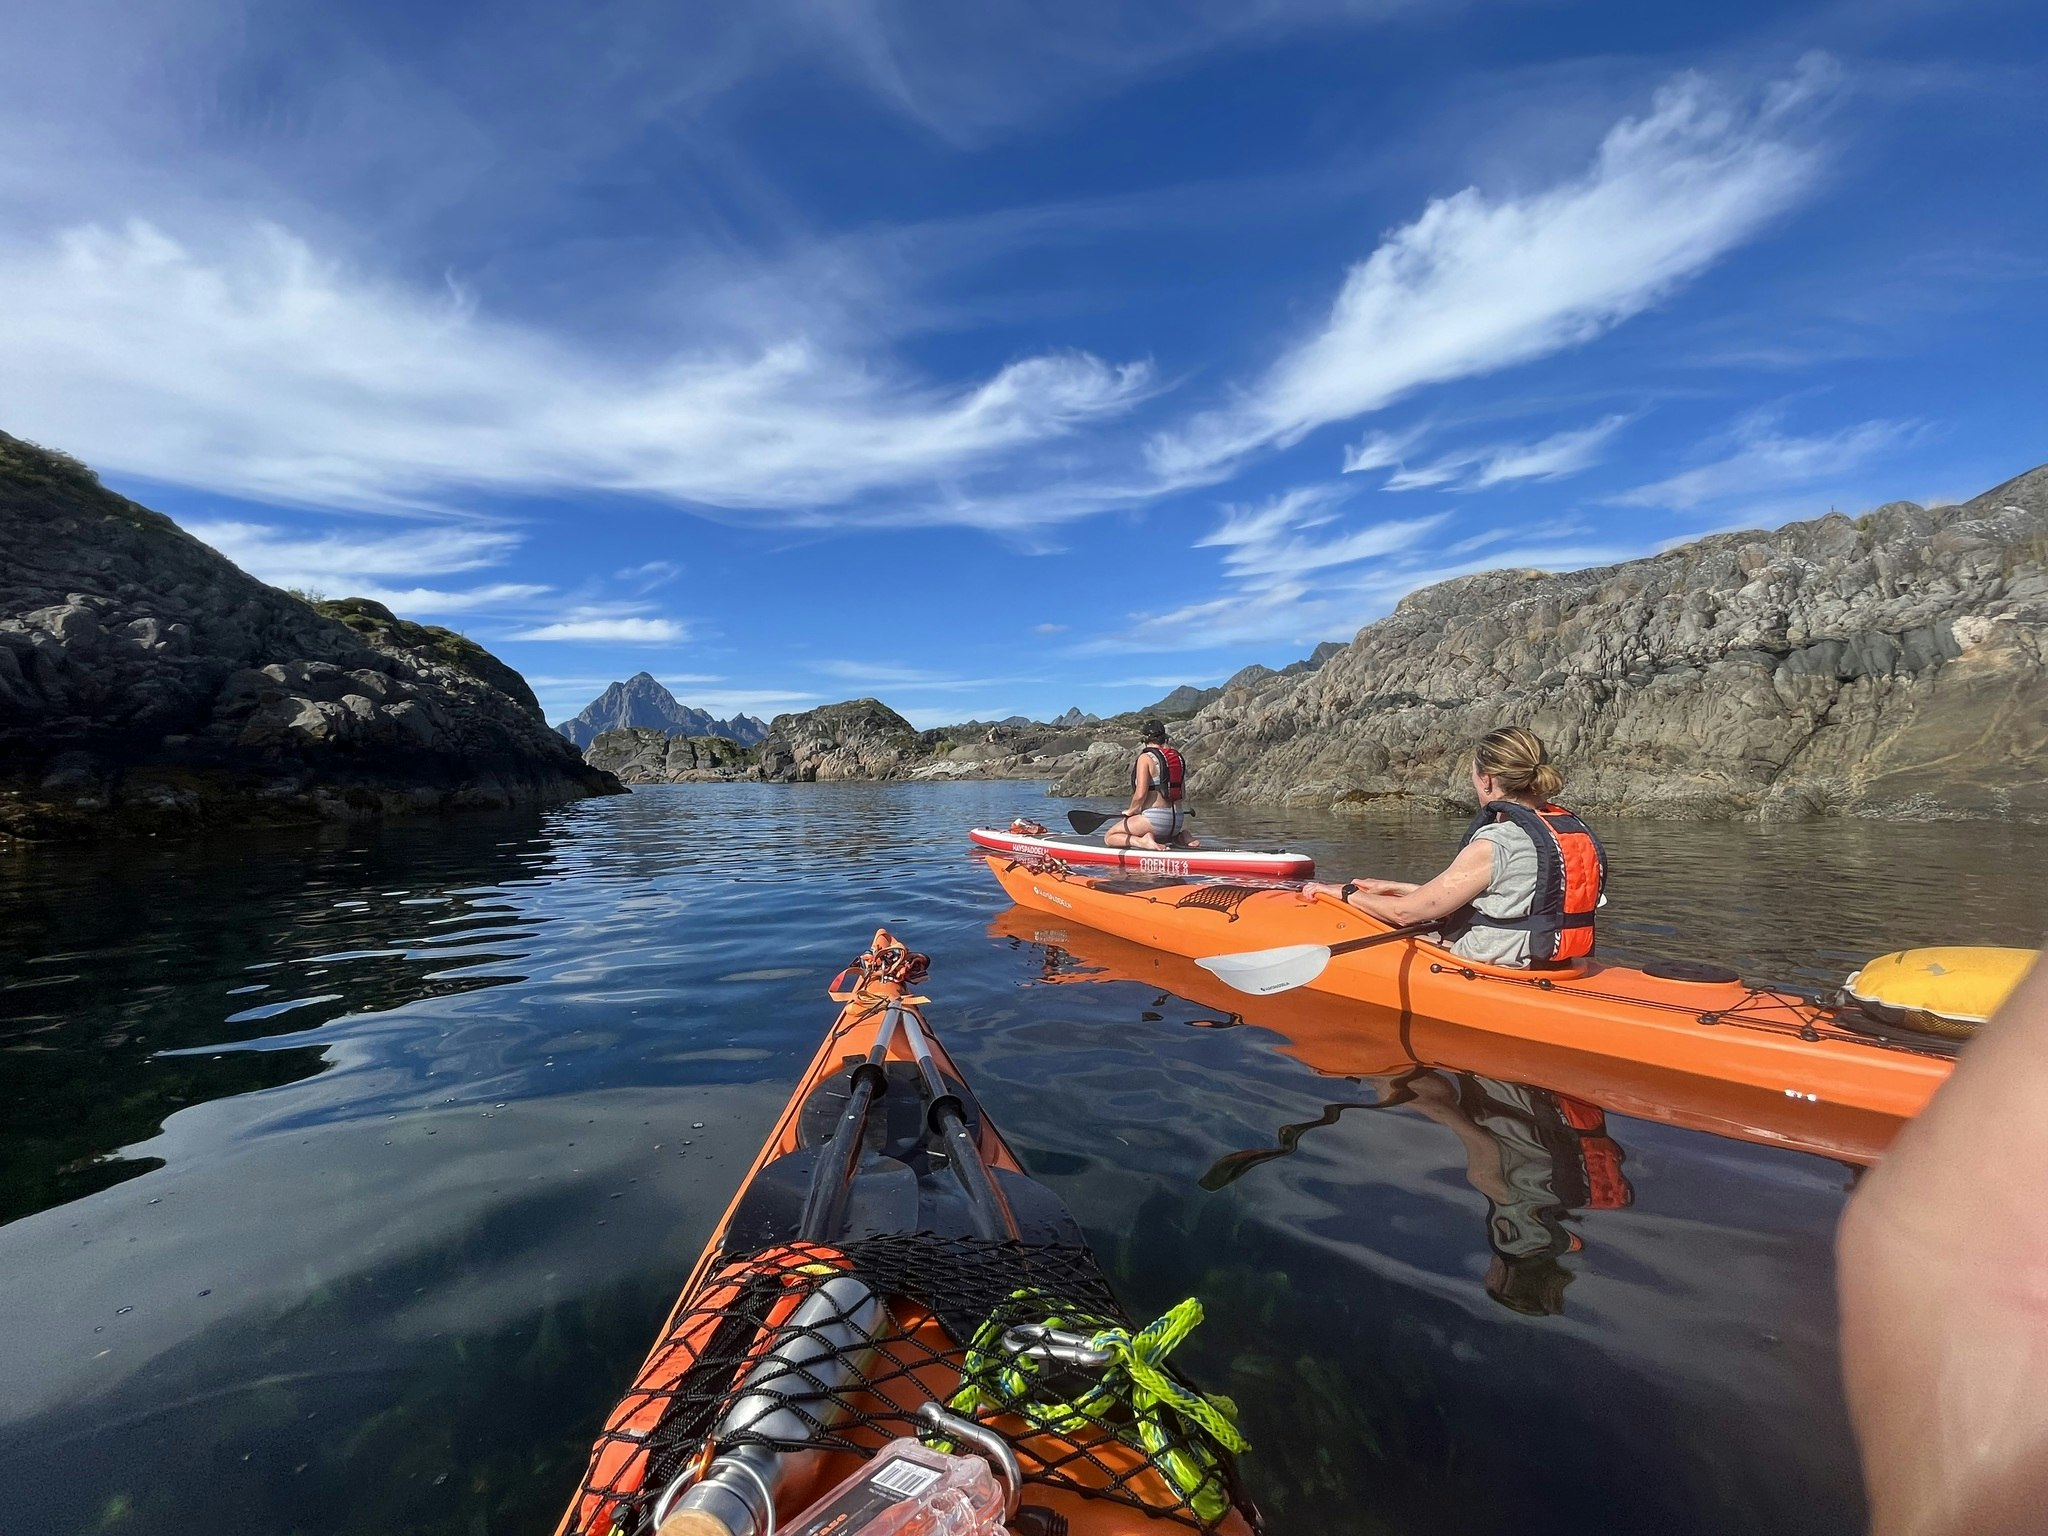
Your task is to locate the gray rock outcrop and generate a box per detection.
[0,432,621,842]
[586,727,756,783]
[754,698,925,781]
[1052,465,2048,822]
[557,672,768,748]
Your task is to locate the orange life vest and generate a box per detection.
[1134,744,1186,804]
[1455,800,1606,963]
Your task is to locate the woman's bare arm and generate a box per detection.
[1838,948,2048,1536]
[1302,843,1495,925]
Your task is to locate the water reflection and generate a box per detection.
[1,785,2040,1536]
[990,907,1896,1166]
[1203,1069,1636,1317]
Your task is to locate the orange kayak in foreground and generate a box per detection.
[986,857,1957,1128]
[558,930,1259,1536]
[989,907,1902,1165]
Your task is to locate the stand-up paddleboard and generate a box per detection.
[969,822,1313,880]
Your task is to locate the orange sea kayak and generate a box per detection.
[557,930,1259,1536]
[986,856,1957,1127]
[989,907,1903,1165]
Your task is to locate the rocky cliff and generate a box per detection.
[557,672,768,748]
[0,433,621,842]
[585,727,756,783]
[1053,465,2048,822]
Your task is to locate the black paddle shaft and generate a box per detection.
[897,1011,1018,1243]
[797,1002,901,1242]
[1326,919,1441,957]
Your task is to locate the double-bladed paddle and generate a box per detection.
[1196,916,1441,996]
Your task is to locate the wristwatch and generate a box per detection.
[1339,881,1361,902]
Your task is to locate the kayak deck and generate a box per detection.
[559,932,1259,1536]
[988,857,1956,1125]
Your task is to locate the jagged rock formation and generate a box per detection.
[755,698,925,781]
[0,432,621,842]
[556,672,768,748]
[585,727,756,783]
[1053,466,2048,822]
[1140,640,1346,718]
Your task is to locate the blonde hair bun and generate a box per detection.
[1474,726,1564,800]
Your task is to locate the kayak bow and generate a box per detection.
[557,929,1259,1536]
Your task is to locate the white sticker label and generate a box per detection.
[870,1459,942,1498]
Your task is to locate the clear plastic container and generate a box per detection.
[781,1439,1006,1536]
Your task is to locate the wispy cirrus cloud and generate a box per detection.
[1382,413,1631,491]
[1195,485,1448,584]
[1149,60,1836,482]
[1340,427,1428,475]
[510,616,689,643]
[1085,480,1628,652]
[0,220,1155,520]
[184,518,549,616]
[1613,411,1914,509]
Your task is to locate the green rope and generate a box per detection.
[943,1292,1247,1524]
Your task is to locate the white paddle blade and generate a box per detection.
[1195,943,1334,996]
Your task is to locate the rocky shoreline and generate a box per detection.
[0,433,621,845]
[1052,465,2048,823]
[571,464,2047,824]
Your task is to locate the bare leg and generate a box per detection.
[1103,814,1164,850]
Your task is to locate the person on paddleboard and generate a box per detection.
[1300,725,1605,967]
[1104,718,1201,851]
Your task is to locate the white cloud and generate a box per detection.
[1613,413,1912,510]
[0,219,1154,520]
[616,560,682,591]
[1032,622,1068,634]
[1383,413,1630,491]
[510,617,689,643]
[1197,485,1347,551]
[1469,414,1630,487]
[1194,486,1448,585]
[1340,426,1427,475]
[183,516,548,615]
[1100,533,1639,652]
[186,519,521,580]
[1149,60,1834,480]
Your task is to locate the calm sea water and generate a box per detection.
[3,783,2043,1535]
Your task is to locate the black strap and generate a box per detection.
[1339,880,1361,902]
[1457,910,1596,933]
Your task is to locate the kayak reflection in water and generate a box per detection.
[1300,726,1606,969]
[1205,1066,1632,1316]
[1103,717,1201,850]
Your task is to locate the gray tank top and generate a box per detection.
[1442,822,1539,967]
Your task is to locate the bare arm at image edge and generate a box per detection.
[1838,946,2048,1536]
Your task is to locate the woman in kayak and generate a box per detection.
[1300,726,1605,967]
[1104,718,1200,850]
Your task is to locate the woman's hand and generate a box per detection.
[1350,878,1414,898]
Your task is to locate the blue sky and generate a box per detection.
[3,0,2043,728]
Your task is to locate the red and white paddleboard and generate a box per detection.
[968,824,1314,880]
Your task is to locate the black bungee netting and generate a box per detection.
[573,1233,1259,1534]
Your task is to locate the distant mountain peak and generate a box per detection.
[557,675,768,749]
